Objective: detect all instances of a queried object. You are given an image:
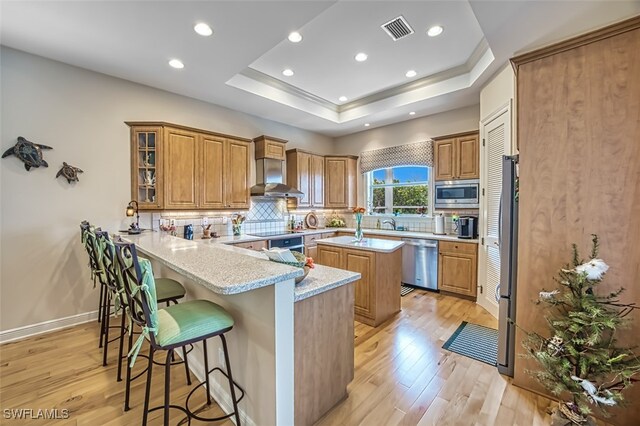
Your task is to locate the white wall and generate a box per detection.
[332,105,480,205]
[0,47,333,333]
[479,63,516,153]
[480,64,515,120]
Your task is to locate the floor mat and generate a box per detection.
[442,321,498,366]
[401,285,415,297]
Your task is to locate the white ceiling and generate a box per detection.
[2,1,639,137]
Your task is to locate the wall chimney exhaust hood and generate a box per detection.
[250,158,304,198]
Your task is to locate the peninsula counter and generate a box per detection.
[123,232,360,426]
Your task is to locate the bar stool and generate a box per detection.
[97,232,193,412]
[80,222,110,348]
[114,241,243,426]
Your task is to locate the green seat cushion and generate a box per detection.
[155,300,234,347]
[155,278,186,302]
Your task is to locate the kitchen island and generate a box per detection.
[123,232,360,426]
[316,236,404,327]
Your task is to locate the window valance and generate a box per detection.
[359,140,434,174]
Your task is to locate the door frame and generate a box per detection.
[477,100,512,318]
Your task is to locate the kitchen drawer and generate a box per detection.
[321,232,336,239]
[232,240,267,251]
[304,234,322,246]
[439,240,477,255]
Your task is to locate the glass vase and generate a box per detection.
[232,224,242,236]
[354,213,364,242]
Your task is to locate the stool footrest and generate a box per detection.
[147,404,191,426]
[184,367,245,422]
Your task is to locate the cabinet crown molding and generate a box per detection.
[510,15,640,71]
[124,121,252,142]
[432,130,479,141]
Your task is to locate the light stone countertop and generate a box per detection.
[336,228,480,244]
[121,232,359,301]
[212,244,361,301]
[316,236,405,253]
[121,232,303,295]
[196,228,339,245]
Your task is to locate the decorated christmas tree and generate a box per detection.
[523,235,640,424]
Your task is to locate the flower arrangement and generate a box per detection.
[305,257,315,269]
[231,214,245,236]
[352,207,365,242]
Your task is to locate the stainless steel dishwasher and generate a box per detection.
[402,238,438,290]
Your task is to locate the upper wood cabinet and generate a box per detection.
[434,131,479,181]
[438,240,478,298]
[164,128,199,209]
[253,135,287,160]
[286,149,325,209]
[325,156,358,209]
[127,122,251,210]
[225,139,251,209]
[130,126,164,210]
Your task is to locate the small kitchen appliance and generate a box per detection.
[457,216,478,239]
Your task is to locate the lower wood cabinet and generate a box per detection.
[343,248,376,320]
[317,244,401,326]
[229,240,267,251]
[304,232,336,261]
[438,240,478,298]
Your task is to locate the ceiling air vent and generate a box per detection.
[381,16,414,41]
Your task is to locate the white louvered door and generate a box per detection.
[478,106,511,318]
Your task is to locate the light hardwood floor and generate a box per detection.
[1,290,576,426]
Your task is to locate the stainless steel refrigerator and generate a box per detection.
[497,155,519,376]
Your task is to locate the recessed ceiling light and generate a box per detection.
[282,69,294,77]
[355,52,368,62]
[194,23,213,37]
[168,59,184,69]
[427,26,444,37]
[409,111,416,116]
[339,96,348,102]
[288,31,302,43]
[405,70,417,78]
[364,123,370,127]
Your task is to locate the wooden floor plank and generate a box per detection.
[2,290,610,426]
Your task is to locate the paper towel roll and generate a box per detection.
[434,214,445,235]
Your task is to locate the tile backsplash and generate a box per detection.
[141,200,477,238]
[144,198,288,238]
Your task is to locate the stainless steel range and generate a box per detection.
[247,231,304,254]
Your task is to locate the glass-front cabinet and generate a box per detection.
[129,125,163,209]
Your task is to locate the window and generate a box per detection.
[367,166,431,215]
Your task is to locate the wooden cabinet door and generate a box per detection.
[434,138,456,181]
[225,139,250,209]
[325,157,348,208]
[317,246,343,269]
[130,126,163,209]
[457,135,479,179]
[200,135,225,209]
[438,252,477,297]
[305,245,318,261]
[311,154,325,207]
[298,152,312,208]
[232,240,267,251]
[343,249,376,320]
[164,128,198,209]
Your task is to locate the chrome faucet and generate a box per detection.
[382,219,396,230]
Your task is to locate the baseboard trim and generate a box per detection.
[0,310,99,344]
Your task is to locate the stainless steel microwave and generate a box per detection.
[434,179,480,209]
